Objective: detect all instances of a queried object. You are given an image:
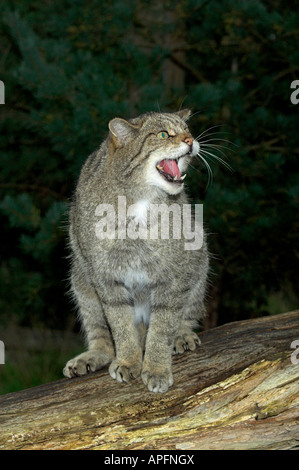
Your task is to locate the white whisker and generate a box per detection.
[199,148,234,173]
[193,125,236,186]
[200,143,235,160]
[195,152,214,187]
[197,137,237,148]
[200,144,234,157]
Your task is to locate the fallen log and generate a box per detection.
[0,311,299,450]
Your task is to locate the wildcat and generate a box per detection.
[63,109,209,393]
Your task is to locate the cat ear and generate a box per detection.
[176,109,192,121]
[109,118,137,147]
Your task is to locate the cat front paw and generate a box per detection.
[63,350,110,378]
[141,366,174,393]
[109,358,142,383]
[173,331,201,354]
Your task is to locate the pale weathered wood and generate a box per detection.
[0,311,299,450]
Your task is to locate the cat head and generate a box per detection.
[108,110,199,196]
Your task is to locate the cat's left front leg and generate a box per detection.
[141,305,176,393]
[103,302,143,383]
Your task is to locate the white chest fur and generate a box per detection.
[123,268,151,325]
[127,199,149,226]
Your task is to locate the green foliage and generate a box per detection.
[0,342,82,395]
[0,0,298,333]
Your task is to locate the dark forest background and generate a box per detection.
[0,0,298,393]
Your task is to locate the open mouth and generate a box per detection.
[156,158,186,184]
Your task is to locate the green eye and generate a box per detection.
[157,131,169,139]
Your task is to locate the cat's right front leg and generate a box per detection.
[104,302,143,384]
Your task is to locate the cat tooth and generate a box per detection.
[174,175,178,181]
[157,165,163,170]
[181,174,186,180]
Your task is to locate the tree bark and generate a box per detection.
[0,311,299,450]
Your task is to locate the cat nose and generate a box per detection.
[183,135,193,150]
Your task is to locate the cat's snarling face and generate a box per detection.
[108,109,199,196]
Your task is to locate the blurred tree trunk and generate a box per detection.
[1,311,298,450]
[131,1,186,105]
[159,6,185,95]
